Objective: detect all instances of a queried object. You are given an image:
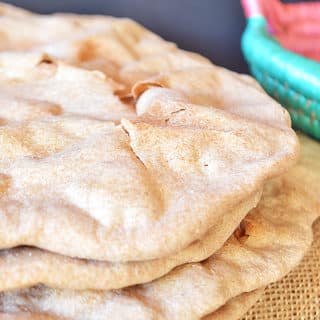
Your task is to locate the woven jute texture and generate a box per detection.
[242,218,320,320]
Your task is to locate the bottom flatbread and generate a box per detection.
[0,289,264,320]
[0,315,63,320]
[0,134,318,320]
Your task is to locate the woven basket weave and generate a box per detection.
[241,0,320,140]
[242,218,320,320]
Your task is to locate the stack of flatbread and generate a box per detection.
[0,3,318,319]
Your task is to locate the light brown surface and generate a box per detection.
[0,135,318,320]
[0,3,298,266]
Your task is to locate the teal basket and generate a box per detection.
[241,0,320,140]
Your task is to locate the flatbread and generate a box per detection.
[0,83,294,262]
[0,49,298,262]
[0,134,317,320]
[0,289,264,320]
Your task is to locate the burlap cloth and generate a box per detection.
[242,218,320,319]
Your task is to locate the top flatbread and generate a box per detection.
[0,134,318,319]
[0,78,297,262]
[0,4,298,262]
